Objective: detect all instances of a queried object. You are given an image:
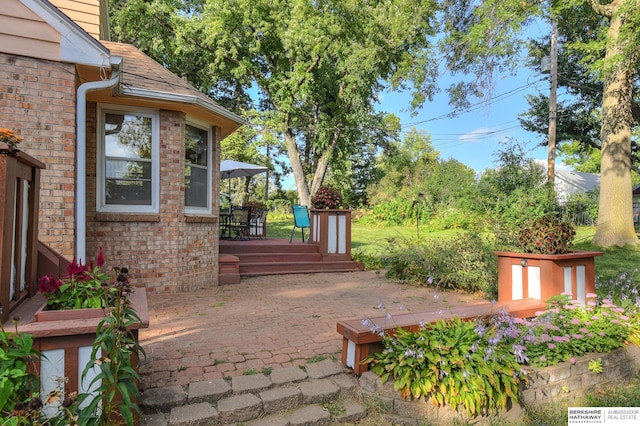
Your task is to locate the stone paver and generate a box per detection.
[259,387,303,414]
[139,385,187,412]
[188,378,232,403]
[217,393,263,423]
[299,379,341,404]
[139,270,485,390]
[168,402,218,426]
[231,373,272,394]
[270,365,308,385]
[287,404,331,426]
[305,359,344,379]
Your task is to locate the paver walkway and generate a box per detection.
[139,271,488,390]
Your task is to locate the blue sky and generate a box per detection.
[377,68,552,174]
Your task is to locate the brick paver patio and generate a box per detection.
[138,271,487,390]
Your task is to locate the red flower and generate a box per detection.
[64,257,90,281]
[38,274,62,294]
[96,247,105,268]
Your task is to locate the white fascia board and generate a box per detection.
[120,86,246,125]
[22,0,110,67]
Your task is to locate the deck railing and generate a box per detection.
[0,143,45,323]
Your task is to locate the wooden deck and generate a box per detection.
[219,238,363,284]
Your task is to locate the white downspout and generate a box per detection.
[75,57,122,263]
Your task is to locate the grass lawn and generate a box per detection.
[268,215,640,282]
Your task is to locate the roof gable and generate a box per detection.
[14,0,109,66]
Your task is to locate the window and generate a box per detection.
[97,106,159,212]
[185,123,211,213]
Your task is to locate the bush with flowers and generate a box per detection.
[2,252,144,425]
[0,128,23,150]
[365,289,637,417]
[312,186,343,209]
[38,248,114,311]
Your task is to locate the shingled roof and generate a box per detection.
[101,41,243,126]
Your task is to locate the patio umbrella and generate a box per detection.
[220,160,268,179]
[220,160,268,204]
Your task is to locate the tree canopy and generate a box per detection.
[109,0,439,206]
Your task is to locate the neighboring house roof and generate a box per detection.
[554,170,600,201]
[101,41,244,135]
[633,184,640,195]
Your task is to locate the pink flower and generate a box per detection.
[38,274,62,294]
[540,355,547,362]
[547,343,556,349]
[64,257,89,280]
[96,246,105,268]
[570,357,576,364]
[586,293,597,299]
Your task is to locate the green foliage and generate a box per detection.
[80,268,145,425]
[516,215,576,254]
[38,249,113,311]
[365,318,525,417]
[365,290,636,417]
[0,321,39,422]
[588,359,603,374]
[383,232,497,297]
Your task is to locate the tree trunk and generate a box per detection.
[284,129,311,206]
[592,10,639,247]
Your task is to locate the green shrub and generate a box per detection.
[0,321,40,422]
[383,232,497,298]
[365,317,525,417]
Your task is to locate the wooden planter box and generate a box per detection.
[309,209,352,261]
[494,250,603,305]
[14,289,149,417]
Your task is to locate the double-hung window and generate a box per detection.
[97,106,159,212]
[184,123,211,213]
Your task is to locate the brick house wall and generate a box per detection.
[85,105,221,292]
[0,52,77,258]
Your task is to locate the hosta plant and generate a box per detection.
[364,317,526,417]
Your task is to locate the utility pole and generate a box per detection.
[547,18,558,189]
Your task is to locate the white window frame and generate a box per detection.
[96,104,160,213]
[184,119,212,214]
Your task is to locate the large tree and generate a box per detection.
[109,0,438,206]
[438,0,640,247]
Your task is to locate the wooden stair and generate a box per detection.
[219,238,363,282]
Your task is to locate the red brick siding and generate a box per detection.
[85,107,221,291]
[0,53,77,258]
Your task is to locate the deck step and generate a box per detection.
[219,238,363,280]
[240,260,363,276]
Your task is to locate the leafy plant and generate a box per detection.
[588,359,603,374]
[516,215,576,254]
[383,232,497,297]
[312,186,343,209]
[79,267,145,425]
[0,319,40,423]
[365,317,526,417]
[38,248,114,311]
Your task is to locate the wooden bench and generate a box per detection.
[336,298,547,374]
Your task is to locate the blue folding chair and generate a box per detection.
[290,205,311,242]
